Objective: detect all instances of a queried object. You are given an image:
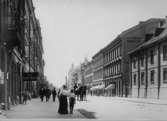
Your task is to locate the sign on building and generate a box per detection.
[23,72,39,81]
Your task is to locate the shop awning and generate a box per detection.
[105,84,115,90]
[90,84,105,91]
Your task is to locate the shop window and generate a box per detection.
[163,68,167,83]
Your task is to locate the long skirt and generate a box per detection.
[58,94,68,114]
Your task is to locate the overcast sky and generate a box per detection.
[33,0,167,88]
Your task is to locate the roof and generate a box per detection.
[129,23,167,55]
[120,18,165,37]
[102,18,165,52]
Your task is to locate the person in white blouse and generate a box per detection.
[58,85,75,114]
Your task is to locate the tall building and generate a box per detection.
[0,0,44,109]
[102,18,165,97]
[90,50,104,95]
[84,60,93,89]
[22,0,44,97]
[129,17,167,99]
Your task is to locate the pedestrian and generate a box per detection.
[45,87,50,102]
[43,87,47,101]
[22,91,28,104]
[69,89,76,114]
[83,86,87,101]
[52,88,57,102]
[73,84,78,94]
[48,88,51,101]
[79,86,84,101]
[39,88,44,102]
[58,85,69,114]
[76,87,80,101]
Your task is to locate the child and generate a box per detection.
[69,89,76,114]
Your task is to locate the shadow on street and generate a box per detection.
[77,109,96,119]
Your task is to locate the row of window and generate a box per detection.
[133,68,167,85]
[85,76,93,83]
[85,68,93,75]
[133,45,167,69]
[93,58,103,70]
[104,46,121,64]
[104,63,121,77]
[93,70,103,80]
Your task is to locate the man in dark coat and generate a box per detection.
[52,88,57,102]
[39,88,44,102]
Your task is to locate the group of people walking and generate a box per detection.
[74,85,87,101]
[39,87,57,102]
[39,84,87,115]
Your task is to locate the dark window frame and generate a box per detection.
[150,50,154,64]
[133,59,136,69]
[163,45,167,61]
[150,70,155,84]
[141,55,144,67]
[163,68,167,83]
[141,72,145,85]
[133,74,137,85]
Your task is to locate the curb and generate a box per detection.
[112,98,167,105]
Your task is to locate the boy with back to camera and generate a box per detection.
[69,89,76,114]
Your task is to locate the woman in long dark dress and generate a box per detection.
[58,85,69,114]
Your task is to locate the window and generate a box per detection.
[133,74,137,85]
[116,48,118,57]
[109,52,111,61]
[141,72,145,85]
[150,70,155,84]
[133,59,136,69]
[163,68,167,83]
[163,45,167,61]
[141,55,144,67]
[150,50,154,64]
[118,47,120,56]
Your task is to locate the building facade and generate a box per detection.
[84,61,93,90]
[23,0,44,97]
[0,0,44,109]
[103,18,165,97]
[90,50,104,95]
[129,18,167,99]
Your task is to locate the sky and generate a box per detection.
[33,0,167,88]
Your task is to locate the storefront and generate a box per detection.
[90,84,105,96]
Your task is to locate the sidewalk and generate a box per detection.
[5,98,86,119]
[109,96,167,105]
[0,110,6,119]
